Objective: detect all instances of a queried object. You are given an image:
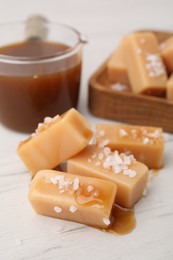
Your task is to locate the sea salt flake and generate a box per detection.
[16,238,23,246]
[119,128,128,137]
[120,164,128,170]
[147,130,160,139]
[50,177,58,185]
[87,185,94,192]
[98,130,105,136]
[98,139,110,148]
[73,178,79,191]
[143,137,150,144]
[103,147,111,156]
[88,158,92,163]
[111,82,128,91]
[123,155,132,165]
[69,205,77,213]
[114,165,122,174]
[103,218,111,226]
[129,170,136,178]
[146,53,165,77]
[44,116,52,124]
[54,206,62,213]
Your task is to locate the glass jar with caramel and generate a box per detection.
[0,16,86,132]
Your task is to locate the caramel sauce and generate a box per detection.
[96,205,136,235]
[55,164,136,235]
[0,41,81,132]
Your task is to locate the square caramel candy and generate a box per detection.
[160,36,173,74]
[107,38,129,85]
[123,32,167,96]
[67,145,148,208]
[28,170,117,228]
[167,74,173,101]
[96,124,164,169]
[17,108,92,176]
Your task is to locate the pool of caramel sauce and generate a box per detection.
[57,164,136,235]
[102,204,136,235]
[0,41,81,132]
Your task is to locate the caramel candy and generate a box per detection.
[123,32,167,96]
[107,38,129,85]
[167,74,173,101]
[29,170,117,228]
[68,146,148,208]
[160,36,173,74]
[17,108,92,176]
[96,124,164,169]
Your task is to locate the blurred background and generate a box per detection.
[0,0,172,116]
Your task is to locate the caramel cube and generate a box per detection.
[96,124,164,169]
[167,74,173,101]
[29,170,117,228]
[160,36,173,74]
[123,32,167,96]
[68,146,148,208]
[17,108,92,176]
[107,38,129,85]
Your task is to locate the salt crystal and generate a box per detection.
[113,165,122,174]
[143,137,150,144]
[98,139,110,148]
[123,155,132,165]
[73,178,79,191]
[54,206,62,213]
[16,238,23,246]
[87,185,94,193]
[119,128,128,137]
[50,177,58,185]
[69,205,77,213]
[111,82,128,91]
[103,218,111,226]
[98,130,105,136]
[129,170,136,178]
[88,158,92,163]
[147,130,160,139]
[146,53,166,77]
[103,147,111,156]
[44,116,52,124]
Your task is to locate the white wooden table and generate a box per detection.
[1,1,173,259]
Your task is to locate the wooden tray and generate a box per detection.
[88,30,173,133]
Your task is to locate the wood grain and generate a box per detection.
[89,31,173,133]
